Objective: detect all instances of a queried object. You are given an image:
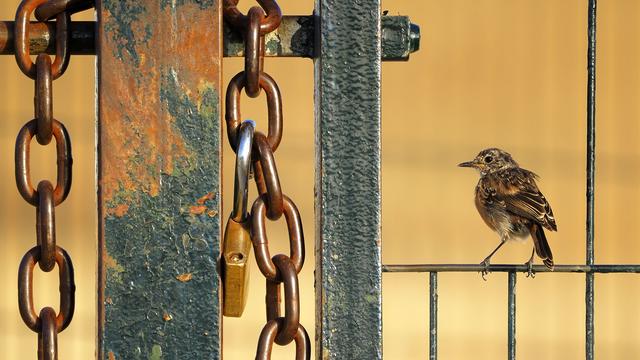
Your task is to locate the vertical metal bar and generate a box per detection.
[586,1,597,359]
[429,272,438,360]
[508,272,517,360]
[97,1,222,358]
[314,0,382,358]
[586,274,595,359]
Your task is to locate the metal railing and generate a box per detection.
[383,261,640,360]
[382,1,629,359]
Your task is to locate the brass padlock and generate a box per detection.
[222,119,255,317]
[222,216,252,317]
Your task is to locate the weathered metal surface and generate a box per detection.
[224,15,313,58]
[586,1,597,359]
[383,264,640,273]
[314,0,382,358]
[0,21,94,55]
[507,272,516,360]
[97,0,221,359]
[0,16,420,60]
[429,272,437,360]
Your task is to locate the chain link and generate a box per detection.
[253,133,284,220]
[36,181,56,272]
[225,71,282,152]
[35,54,53,144]
[35,0,95,21]
[251,196,304,279]
[38,307,58,360]
[15,0,70,79]
[15,119,72,206]
[223,0,282,34]
[244,7,265,97]
[13,0,93,357]
[223,0,311,358]
[256,321,311,360]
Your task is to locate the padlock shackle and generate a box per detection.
[231,120,255,222]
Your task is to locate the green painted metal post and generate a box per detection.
[314,0,383,358]
[97,1,222,358]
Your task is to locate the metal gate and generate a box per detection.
[1,0,635,359]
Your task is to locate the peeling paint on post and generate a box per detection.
[97,0,221,359]
[314,0,382,359]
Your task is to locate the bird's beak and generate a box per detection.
[458,160,477,168]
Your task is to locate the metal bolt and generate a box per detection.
[409,23,420,53]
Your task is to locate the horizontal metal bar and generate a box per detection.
[383,264,640,273]
[0,21,95,55]
[241,14,421,60]
[0,16,420,60]
[226,15,419,61]
[223,15,315,58]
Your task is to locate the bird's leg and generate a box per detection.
[524,247,535,278]
[480,239,506,280]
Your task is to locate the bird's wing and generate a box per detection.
[492,169,557,231]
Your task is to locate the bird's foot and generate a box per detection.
[480,258,491,281]
[524,260,536,278]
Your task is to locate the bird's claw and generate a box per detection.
[525,261,536,278]
[479,258,491,281]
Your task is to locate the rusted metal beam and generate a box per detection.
[97,0,222,359]
[0,16,420,60]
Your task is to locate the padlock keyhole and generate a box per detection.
[230,253,244,262]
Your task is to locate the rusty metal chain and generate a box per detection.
[223,0,310,358]
[35,0,95,21]
[14,0,93,358]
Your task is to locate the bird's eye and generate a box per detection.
[484,156,493,163]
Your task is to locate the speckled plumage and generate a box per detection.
[460,148,556,269]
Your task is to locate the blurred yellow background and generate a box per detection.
[0,0,639,359]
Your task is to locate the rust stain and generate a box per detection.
[176,273,193,282]
[169,5,220,91]
[100,3,223,211]
[196,192,215,205]
[104,253,125,273]
[108,351,116,360]
[113,204,129,217]
[163,312,173,321]
[106,296,114,305]
[190,205,207,215]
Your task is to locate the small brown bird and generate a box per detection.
[459,148,556,276]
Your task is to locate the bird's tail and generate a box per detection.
[530,223,554,269]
